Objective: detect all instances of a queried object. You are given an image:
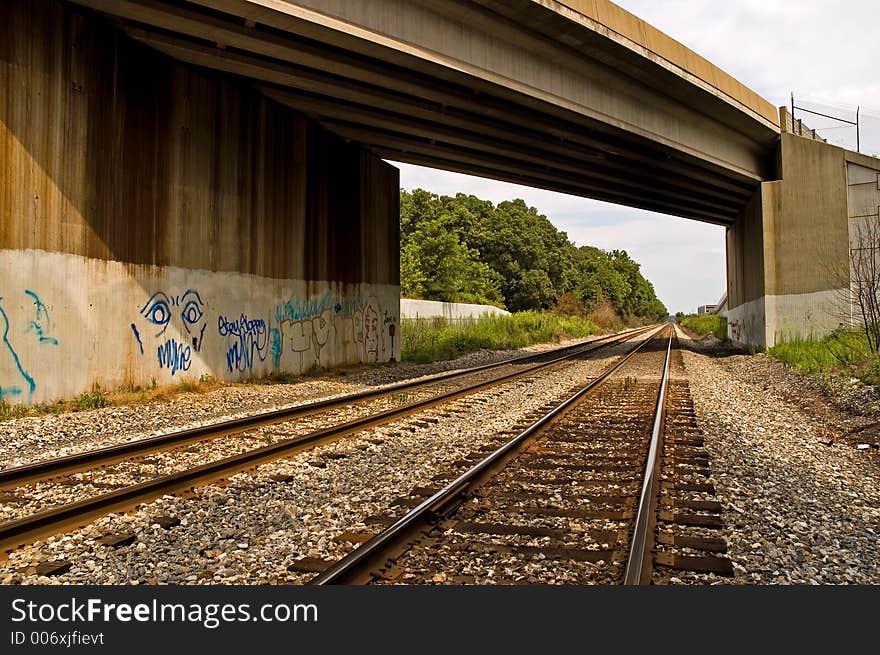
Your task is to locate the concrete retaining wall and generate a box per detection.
[400,299,509,320]
[0,250,398,404]
[0,0,400,404]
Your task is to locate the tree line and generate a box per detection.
[400,189,667,322]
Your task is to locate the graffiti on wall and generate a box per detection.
[275,292,354,371]
[280,308,337,370]
[273,291,363,325]
[728,319,743,341]
[128,286,398,380]
[132,289,206,376]
[272,293,397,369]
[0,290,59,399]
[218,313,269,373]
[363,301,382,362]
[24,290,59,346]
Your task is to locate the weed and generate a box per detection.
[305,364,327,377]
[0,399,30,420]
[769,328,880,386]
[72,385,107,411]
[177,380,198,393]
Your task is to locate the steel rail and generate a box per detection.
[623,333,673,585]
[309,326,669,585]
[0,326,662,555]
[0,325,655,489]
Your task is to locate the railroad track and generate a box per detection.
[0,325,657,557]
[305,326,733,585]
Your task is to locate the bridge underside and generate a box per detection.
[64,0,780,226]
[6,0,842,407]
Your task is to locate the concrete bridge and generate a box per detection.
[1,0,878,404]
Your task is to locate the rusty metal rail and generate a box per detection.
[309,328,669,585]
[0,325,655,489]
[623,335,672,585]
[0,325,660,556]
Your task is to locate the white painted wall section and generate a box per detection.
[0,249,400,405]
[400,299,509,320]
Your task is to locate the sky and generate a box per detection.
[392,0,880,315]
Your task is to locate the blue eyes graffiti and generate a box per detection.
[133,289,208,365]
[141,293,173,336]
[179,291,207,350]
[181,300,204,330]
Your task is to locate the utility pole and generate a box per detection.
[856,106,860,153]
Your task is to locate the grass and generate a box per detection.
[0,376,225,422]
[680,314,728,341]
[768,328,880,384]
[0,399,31,420]
[0,366,346,422]
[401,311,599,363]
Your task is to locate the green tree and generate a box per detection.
[400,217,503,306]
[398,189,666,321]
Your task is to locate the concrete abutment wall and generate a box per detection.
[726,132,880,348]
[0,0,400,405]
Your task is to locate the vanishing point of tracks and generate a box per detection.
[307,326,733,585]
[0,326,655,557]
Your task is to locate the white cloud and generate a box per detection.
[616,1,880,115]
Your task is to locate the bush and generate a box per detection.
[680,314,727,341]
[588,299,624,331]
[401,311,599,363]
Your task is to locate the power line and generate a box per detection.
[792,92,863,152]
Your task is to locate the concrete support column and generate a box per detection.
[0,0,400,405]
[726,133,854,347]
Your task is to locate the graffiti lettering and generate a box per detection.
[218,313,268,373]
[157,338,191,375]
[270,327,282,369]
[274,291,362,324]
[279,308,337,369]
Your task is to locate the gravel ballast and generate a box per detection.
[676,328,880,584]
[0,334,652,585]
